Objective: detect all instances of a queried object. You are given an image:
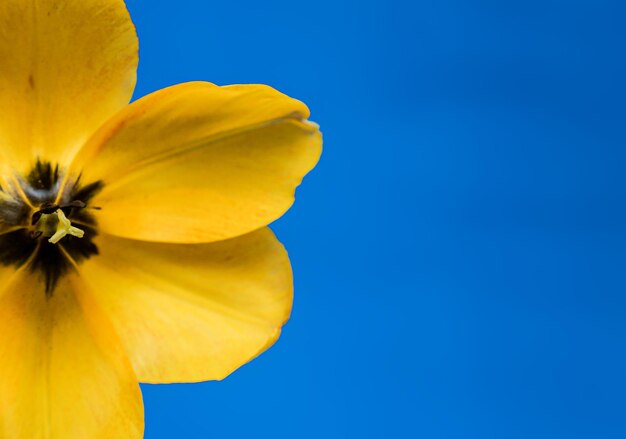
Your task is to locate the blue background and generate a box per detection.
[125,1,626,437]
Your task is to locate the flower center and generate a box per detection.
[0,161,103,295]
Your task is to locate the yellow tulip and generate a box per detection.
[0,1,321,438]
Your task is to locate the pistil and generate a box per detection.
[47,210,84,244]
[35,209,85,244]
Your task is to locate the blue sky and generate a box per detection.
[126,1,626,437]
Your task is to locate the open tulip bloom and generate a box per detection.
[0,1,321,437]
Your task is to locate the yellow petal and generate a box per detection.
[79,228,293,383]
[0,0,138,169]
[70,82,322,243]
[0,271,144,438]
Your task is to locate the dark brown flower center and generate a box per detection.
[0,161,103,295]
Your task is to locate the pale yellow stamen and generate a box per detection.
[48,210,84,244]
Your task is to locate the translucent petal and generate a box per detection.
[79,228,293,383]
[71,82,322,243]
[0,0,138,169]
[0,271,144,438]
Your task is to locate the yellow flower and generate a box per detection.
[0,1,321,438]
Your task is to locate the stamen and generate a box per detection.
[48,210,85,244]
